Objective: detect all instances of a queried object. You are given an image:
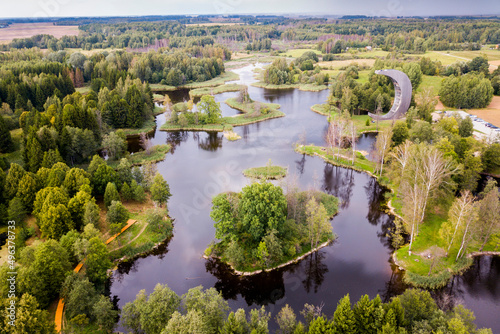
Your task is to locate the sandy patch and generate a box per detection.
[466,96,500,127]
[489,60,500,72]
[0,23,79,43]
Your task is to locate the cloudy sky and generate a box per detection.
[0,0,499,18]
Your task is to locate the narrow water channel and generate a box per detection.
[111,64,500,332]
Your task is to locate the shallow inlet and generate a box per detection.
[111,64,500,332]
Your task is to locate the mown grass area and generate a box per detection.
[107,144,171,168]
[417,75,444,95]
[120,118,157,138]
[1,128,23,165]
[296,144,376,174]
[356,70,371,84]
[243,165,288,180]
[310,103,393,134]
[108,205,173,261]
[75,85,91,95]
[251,81,328,91]
[189,83,245,98]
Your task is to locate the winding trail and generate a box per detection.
[110,222,148,252]
[55,219,137,333]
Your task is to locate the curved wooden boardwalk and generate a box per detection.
[54,219,137,332]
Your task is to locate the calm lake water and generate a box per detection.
[112,64,500,332]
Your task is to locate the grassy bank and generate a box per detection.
[251,81,328,91]
[108,208,173,261]
[243,165,288,180]
[310,104,393,134]
[120,118,157,138]
[296,144,376,175]
[107,144,171,169]
[189,84,245,98]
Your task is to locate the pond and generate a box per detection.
[112,64,500,332]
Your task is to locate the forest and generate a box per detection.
[0,13,499,334]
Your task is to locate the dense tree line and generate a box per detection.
[119,285,492,334]
[246,38,272,51]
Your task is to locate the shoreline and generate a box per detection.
[296,143,500,289]
[203,239,334,276]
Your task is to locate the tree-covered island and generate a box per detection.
[205,181,339,274]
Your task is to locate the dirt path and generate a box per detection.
[110,222,148,252]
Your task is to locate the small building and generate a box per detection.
[365,46,372,51]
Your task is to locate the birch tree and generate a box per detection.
[305,198,332,249]
[417,146,458,229]
[374,127,393,176]
[390,140,412,179]
[456,203,479,261]
[439,190,475,256]
[477,179,500,251]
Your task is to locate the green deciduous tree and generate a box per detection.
[182,286,230,333]
[85,237,112,285]
[1,293,56,334]
[391,121,409,147]
[83,200,101,227]
[239,182,287,244]
[92,295,119,333]
[102,131,127,160]
[276,304,297,334]
[140,284,181,334]
[39,204,74,240]
[150,173,171,208]
[198,95,222,124]
[18,239,71,308]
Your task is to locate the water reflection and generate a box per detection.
[195,132,223,152]
[110,64,500,332]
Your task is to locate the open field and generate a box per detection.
[467,96,500,127]
[318,58,376,69]
[0,23,79,44]
[284,48,322,58]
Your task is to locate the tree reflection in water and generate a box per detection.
[205,258,286,306]
[166,131,189,154]
[301,251,329,293]
[196,132,223,152]
[321,164,355,210]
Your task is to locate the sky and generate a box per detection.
[0,0,499,19]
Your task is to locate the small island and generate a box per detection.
[243,160,287,180]
[205,182,339,274]
[160,88,285,132]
